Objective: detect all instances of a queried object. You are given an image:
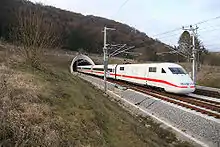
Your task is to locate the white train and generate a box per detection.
[77,63,195,94]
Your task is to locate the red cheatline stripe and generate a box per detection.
[114,74,188,88]
[80,69,193,89]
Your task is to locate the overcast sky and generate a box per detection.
[30,0,220,51]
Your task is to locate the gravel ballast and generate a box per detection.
[78,73,220,147]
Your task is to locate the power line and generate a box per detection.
[157,26,220,48]
[203,42,220,46]
[114,0,131,17]
[153,15,220,38]
[156,32,180,39]
[153,27,182,37]
[205,44,220,47]
[193,15,220,26]
[202,28,220,33]
[198,23,220,30]
[200,35,220,42]
[198,24,220,32]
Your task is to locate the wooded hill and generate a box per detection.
[0,0,181,62]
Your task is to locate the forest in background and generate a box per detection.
[0,0,219,65]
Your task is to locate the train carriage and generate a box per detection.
[77,63,195,94]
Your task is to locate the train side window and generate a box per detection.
[108,69,113,72]
[120,67,124,71]
[162,68,166,73]
[93,68,103,71]
[149,67,156,72]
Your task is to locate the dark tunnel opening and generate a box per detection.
[72,59,92,72]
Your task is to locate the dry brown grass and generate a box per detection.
[180,62,220,88]
[0,47,61,146]
[0,67,59,146]
[8,71,41,92]
[196,65,220,88]
[0,44,193,147]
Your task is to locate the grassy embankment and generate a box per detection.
[180,63,220,88]
[0,44,192,147]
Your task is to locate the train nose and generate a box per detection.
[179,82,195,93]
[181,85,195,94]
[166,85,195,94]
[173,87,195,94]
[187,85,196,93]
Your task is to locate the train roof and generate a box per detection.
[117,62,179,65]
[78,62,182,67]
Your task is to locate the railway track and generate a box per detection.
[194,88,220,99]
[79,72,220,119]
[106,78,220,119]
[157,92,220,112]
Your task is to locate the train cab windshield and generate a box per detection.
[169,67,187,74]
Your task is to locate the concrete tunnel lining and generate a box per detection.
[70,54,95,73]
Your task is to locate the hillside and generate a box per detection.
[0,43,193,146]
[0,0,180,62]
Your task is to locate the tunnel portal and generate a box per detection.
[70,54,95,73]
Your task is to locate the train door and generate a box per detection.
[147,66,157,87]
[158,67,167,89]
[117,65,125,81]
[145,65,149,85]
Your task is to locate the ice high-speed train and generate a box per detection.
[77,63,195,94]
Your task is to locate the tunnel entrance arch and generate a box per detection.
[70,54,95,73]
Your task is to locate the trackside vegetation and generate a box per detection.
[0,45,193,147]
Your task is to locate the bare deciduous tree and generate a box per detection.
[11,5,60,68]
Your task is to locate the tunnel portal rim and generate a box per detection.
[70,54,95,73]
